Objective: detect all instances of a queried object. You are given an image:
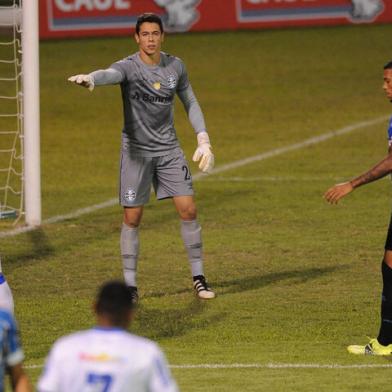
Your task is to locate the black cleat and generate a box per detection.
[127,286,139,305]
[193,275,216,299]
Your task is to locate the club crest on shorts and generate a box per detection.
[124,188,136,202]
[167,74,177,89]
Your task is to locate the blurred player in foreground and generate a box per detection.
[37,281,179,392]
[68,13,215,302]
[0,256,14,314]
[0,309,31,391]
[325,61,392,355]
[0,256,31,391]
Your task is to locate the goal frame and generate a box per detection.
[22,0,41,226]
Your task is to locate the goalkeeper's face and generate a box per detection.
[383,69,392,102]
[135,22,164,57]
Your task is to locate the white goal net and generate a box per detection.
[0,0,22,222]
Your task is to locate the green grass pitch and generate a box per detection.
[2,24,392,391]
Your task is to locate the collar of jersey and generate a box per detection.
[93,326,126,332]
[136,52,162,69]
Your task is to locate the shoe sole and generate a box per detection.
[347,345,392,356]
[196,291,216,299]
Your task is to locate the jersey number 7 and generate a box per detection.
[87,373,113,392]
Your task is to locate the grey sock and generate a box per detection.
[120,223,139,287]
[180,220,203,277]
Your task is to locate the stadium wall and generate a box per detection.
[40,0,392,39]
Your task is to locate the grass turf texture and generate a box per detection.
[2,24,392,390]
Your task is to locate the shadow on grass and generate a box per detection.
[133,298,224,339]
[4,228,55,265]
[146,265,347,299]
[131,267,345,339]
[215,265,348,295]
[215,265,348,294]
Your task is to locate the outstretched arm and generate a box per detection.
[324,154,392,204]
[68,68,123,91]
[177,85,214,173]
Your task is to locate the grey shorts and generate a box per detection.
[119,148,194,207]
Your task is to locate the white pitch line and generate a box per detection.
[205,115,390,176]
[171,363,392,369]
[200,176,351,182]
[0,114,389,239]
[24,362,392,370]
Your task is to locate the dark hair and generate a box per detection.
[135,13,164,35]
[96,281,134,325]
[384,61,392,70]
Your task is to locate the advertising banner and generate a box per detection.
[39,0,392,39]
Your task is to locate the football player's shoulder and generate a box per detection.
[162,52,186,77]
[124,332,162,356]
[113,53,137,68]
[125,53,138,62]
[162,52,183,67]
[53,330,90,351]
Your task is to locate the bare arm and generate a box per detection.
[9,364,32,392]
[324,153,392,204]
[350,153,392,188]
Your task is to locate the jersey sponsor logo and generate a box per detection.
[167,74,177,89]
[131,92,173,104]
[79,352,125,363]
[124,188,136,202]
[153,0,201,32]
[236,0,385,24]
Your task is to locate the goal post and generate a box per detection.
[0,0,41,227]
[22,0,41,226]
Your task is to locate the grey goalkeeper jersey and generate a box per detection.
[92,52,206,157]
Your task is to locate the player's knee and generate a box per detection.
[124,220,139,228]
[123,209,142,227]
[179,205,197,220]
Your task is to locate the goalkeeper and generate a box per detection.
[68,13,215,302]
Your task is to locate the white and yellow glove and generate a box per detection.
[68,74,95,91]
[192,131,214,173]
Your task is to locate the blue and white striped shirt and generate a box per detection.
[0,309,24,390]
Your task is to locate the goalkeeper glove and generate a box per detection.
[68,74,95,91]
[192,131,214,173]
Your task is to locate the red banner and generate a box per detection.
[40,0,391,39]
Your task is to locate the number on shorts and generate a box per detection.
[182,165,191,181]
[86,373,113,392]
